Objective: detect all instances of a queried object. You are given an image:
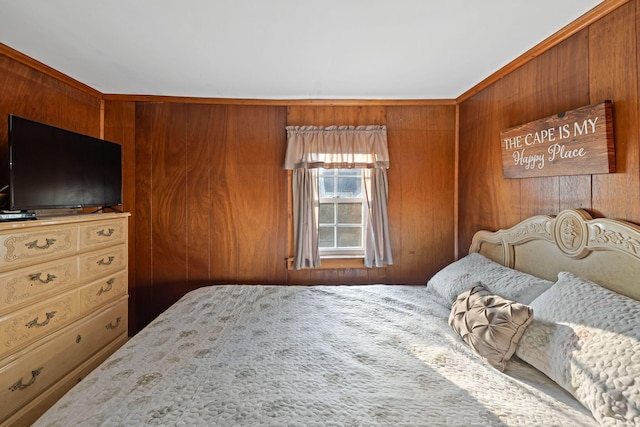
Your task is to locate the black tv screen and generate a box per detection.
[8,115,122,211]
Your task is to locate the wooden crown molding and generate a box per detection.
[102,94,457,106]
[457,0,631,103]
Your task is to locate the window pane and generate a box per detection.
[339,169,359,176]
[336,177,361,197]
[319,176,335,197]
[319,204,334,224]
[337,203,362,224]
[318,226,335,248]
[337,227,362,247]
[317,168,365,257]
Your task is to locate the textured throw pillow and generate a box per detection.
[427,253,553,309]
[516,272,640,425]
[449,283,533,371]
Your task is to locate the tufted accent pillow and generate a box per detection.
[449,283,533,371]
[516,272,640,425]
[427,253,553,309]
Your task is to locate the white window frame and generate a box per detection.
[318,168,366,258]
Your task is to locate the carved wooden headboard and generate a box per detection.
[469,209,640,301]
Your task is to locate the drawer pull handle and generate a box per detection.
[9,367,43,392]
[25,311,57,328]
[97,278,115,296]
[106,316,122,330]
[97,228,115,237]
[25,238,56,250]
[97,256,116,266]
[29,272,57,284]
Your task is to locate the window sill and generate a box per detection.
[286,257,384,270]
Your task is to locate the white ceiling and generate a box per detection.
[0,0,604,100]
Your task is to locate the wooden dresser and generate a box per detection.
[0,213,130,426]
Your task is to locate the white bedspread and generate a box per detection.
[35,285,597,426]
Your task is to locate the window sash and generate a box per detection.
[318,168,365,257]
[319,210,364,249]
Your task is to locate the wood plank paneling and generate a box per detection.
[458,80,521,254]
[134,103,159,327]
[457,0,631,103]
[590,1,640,221]
[185,104,214,287]
[131,103,291,324]
[103,101,137,331]
[207,105,289,285]
[516,49,561,218]
[152,105,189,313]
[286,106,387,127]
[206,105,239,284]
[141,104,189,315]
[386,106,456,284]
[0,53,101,189]
[458,0,640,258]
[0,56,99,135]
[556,29,593,211]
[226,105,288,284]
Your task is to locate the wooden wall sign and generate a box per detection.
[500,101,614,178]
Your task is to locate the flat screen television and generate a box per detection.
[6,115,122,211]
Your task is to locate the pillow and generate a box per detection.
[448,283,533,371]
[427,253,553,308]
[515,272,640,425]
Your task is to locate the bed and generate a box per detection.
[33,209,640,426]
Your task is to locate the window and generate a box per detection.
[284,125,392,269]
[318,168,365,257]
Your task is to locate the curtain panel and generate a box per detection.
[284,125,392,269]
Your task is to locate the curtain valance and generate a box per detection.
[284,125,389,170]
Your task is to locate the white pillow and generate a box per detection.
[516,271,640,425]
[426,253,553,309]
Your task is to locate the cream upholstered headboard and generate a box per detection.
[469,209,640,301]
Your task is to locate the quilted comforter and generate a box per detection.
[34,285,597,426]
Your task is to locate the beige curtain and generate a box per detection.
[291,168,320,269]
[284,125,392,269]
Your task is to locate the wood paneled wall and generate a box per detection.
[119,102,456,328]
[103,101,137,329]
[457,0,640,257]
[130,103,289,327]
[0,52,102,187]
[0,44,457,332]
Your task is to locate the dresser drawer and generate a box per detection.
[77,296,128,353]
[79,244,127,282]
[3,333,128,427]
[0,225,78,271]
[0,257,79,315]
[0,297,127,423]
[79,218,127,251]
[79,270,128,315]
[0,292,79,359]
